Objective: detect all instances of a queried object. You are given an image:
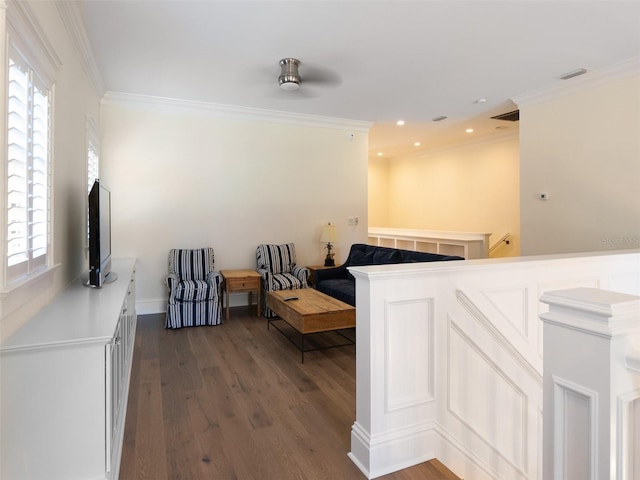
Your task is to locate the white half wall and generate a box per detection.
[348,250,640,479]
[100,94,370,313]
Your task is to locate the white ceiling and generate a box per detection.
[76,0,640,159]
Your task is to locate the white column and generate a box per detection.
[540,287,640,480]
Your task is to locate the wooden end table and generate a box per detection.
[306,264,340,288]
[220,269,261,322]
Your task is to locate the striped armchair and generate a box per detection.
[256,243,309,317]
[166,248,222,329]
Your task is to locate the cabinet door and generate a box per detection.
[107,274,137,476]
[106,319,124,472]
[124,278,136,353]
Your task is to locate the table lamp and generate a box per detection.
[320,223,337,266]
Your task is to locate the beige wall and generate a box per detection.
[0,2,102,340]
[368,156,389,227]
[100,96,369,313]
[519,72,640,255]
[370,134,520,257]
[4,3,636,336]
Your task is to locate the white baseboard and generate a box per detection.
[136,293,255,316]
[136,299,166,315]
[349,419,502,480]
[349,421,438,479]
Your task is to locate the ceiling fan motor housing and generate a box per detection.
[279,58,301,90]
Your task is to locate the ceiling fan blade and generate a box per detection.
[300,65,342,87]
[264,84,320,99]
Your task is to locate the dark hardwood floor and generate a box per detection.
[119,309,459,480]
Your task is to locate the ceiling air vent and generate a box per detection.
[491,110,519,122]
[559,68,588,80]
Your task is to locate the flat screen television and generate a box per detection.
[86,179,117,287]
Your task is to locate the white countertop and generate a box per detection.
[0,258,136,352]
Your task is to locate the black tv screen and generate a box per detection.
[87,179,115,287]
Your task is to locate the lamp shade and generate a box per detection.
[320,223,337,243]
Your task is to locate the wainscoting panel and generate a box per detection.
[457,283,542,376]
[348,250,640,480]
[448,320,526,471]
[384,298,434,412]
[480,285,529,339]
[552,376,597,480]
[618,390,640,479]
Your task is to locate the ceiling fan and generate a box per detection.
[277,58,341,94]
[278,58,302,91]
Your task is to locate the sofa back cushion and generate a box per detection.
[349,249,376,266]
[373,248,403,264]
[345,243,464,267]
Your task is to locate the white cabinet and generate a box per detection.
[0,258,137,480]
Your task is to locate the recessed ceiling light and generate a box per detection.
[377,152,383,156]
[396,120,405,126]
[414,142,421,147]
[475,98,487,104]
[466,128,474,133]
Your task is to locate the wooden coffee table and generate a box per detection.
[266,288,355,362]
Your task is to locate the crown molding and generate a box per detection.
[55,0,104,96]
[7,0,62,85]
[101,92,374,132]
[389,129,519,162]
[512,56,640,108]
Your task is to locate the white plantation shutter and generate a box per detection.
[7,58,29,271]
[87,117,99,192]
[6,53,51,281]
[87,144,99,192]
[87,119,100,243]
[31,81,49,264]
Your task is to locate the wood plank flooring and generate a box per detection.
[119,309,460,480]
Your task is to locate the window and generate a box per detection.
[6,50,51,283]
[87,118,99,193]
[86,118,99,245]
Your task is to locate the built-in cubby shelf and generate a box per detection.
[368,227,491,259]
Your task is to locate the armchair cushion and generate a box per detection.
[169,248,213,281]
[166,248,222,328]
[256,243,308,317]
[270,272,306,291]
[257,243,297,275]
[173,279,218,302]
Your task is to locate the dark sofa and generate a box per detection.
[314,243,464,306]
